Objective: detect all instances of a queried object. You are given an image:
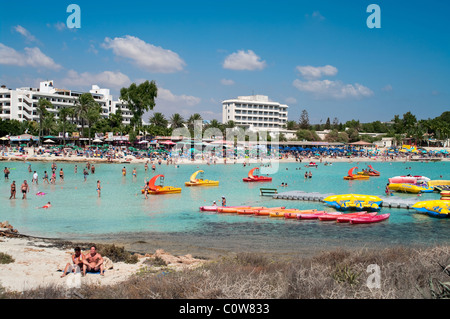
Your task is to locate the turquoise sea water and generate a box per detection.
[1,160,449,256]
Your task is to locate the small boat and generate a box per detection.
[317,212,343,221]
[199,205,251,212]
[357,165,380,176]
[284,209,318,219]
[336,212,377,223]
[185,170,219,187]
[343,167,370,180]
[143,174,182,195]
[236,207,284,215]
[296,211,327,220]
[349,213,390,224]
[243,167,272,182]
[219,206,264,214]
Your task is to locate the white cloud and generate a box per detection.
[157,87,201,106]
[285,97,297,104]
[381,84,393,92]
[312,11,326,21]
[13,25,41,44]
[102,35,186,73]
[220,78,235,85]
[296,65,338,80]
[61,70,132,89]
[293,79,374,99]
[223,50,266,71]
[0,43,61,70]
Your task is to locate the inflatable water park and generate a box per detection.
[138,162,449,220]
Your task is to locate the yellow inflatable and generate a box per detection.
[412,200,450,218]
[388,183,433,194]
[323,194,382,211]
[185,170,219,187]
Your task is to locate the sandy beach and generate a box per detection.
[1,145,449,165]
[0,230,205,293]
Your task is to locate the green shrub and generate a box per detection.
[0,252,14,264]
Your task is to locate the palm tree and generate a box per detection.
[187,113,203,131]
[74,93,95,136]
[85,103,102,145]
[36,98,53,145]
[169,113,185,129]
[149,112,168,128]
[58,107,71,146]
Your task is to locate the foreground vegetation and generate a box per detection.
[2,245,449,299]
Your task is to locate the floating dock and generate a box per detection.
[272,190,422,209]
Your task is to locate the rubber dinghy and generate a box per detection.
[243,167,272,182]
[143,174,182,195]
[323,194,382,211]
[185,170,219,186]
[412,200,450,218]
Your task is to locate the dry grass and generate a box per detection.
[3,245,450,299]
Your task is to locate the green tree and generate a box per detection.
[169,113,185,129]
[75,93,96,136]
[120,80,158,131]
[58,107,72,145]
[36,98,53,144]
[149,112,168,128]
[86,103,102,145]
[298,110,310,129]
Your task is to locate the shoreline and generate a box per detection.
[2,152,449,165]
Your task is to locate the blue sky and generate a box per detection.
[0,0,449,124]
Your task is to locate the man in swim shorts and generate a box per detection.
[21,180,29,199]
[4,167,10,181]
[82,245,104,276]
[61,247,84,278]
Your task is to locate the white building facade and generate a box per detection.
[222,95,289,134]
[0,81,132,125]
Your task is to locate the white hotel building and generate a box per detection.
[222,95,289,134]
[0,81,132,125]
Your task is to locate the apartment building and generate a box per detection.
[0,81,132,125]
[222,95,289,132]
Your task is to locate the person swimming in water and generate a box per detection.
[40,202,51,209]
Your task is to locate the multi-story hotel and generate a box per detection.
[222,95,289,133]
[0,80,132,125]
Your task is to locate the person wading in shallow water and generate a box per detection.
[21,180,29,199]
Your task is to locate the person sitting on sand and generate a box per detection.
[82,245,104,276]
[61,247,84,278]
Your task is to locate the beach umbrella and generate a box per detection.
[44,139,55,143]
